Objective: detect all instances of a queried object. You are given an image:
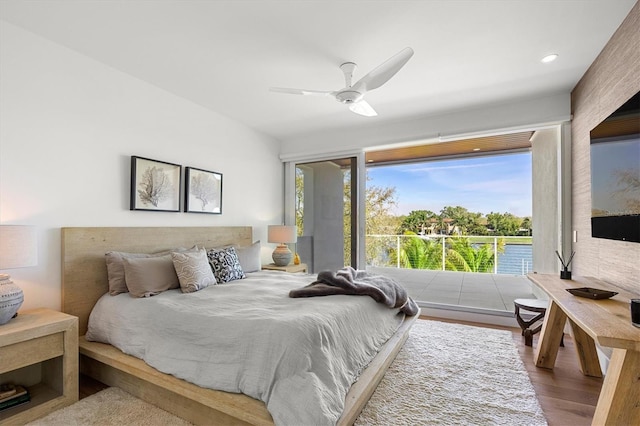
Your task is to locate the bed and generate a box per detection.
[61,226,418,425]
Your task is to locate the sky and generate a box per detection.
[367,152,532,217]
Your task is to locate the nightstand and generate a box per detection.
[0,308,78,423]
[262,263,308,273]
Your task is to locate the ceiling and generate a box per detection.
[0,0,636,144]
[365,131,534,165]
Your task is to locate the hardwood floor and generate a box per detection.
[513,329,602,426]
[79,317,602,425]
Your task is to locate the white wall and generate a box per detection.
[0,21,283,311]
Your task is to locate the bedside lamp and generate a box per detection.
[0,225,37,325]
[268,225,297,266]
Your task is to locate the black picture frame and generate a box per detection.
[185,167,223,214]
[130,156,181,212]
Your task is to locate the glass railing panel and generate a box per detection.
[366,234,532,276]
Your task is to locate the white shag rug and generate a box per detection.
[28,320,546,426]
[355,320,547,425]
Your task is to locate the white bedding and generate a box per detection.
[86,270,405,426]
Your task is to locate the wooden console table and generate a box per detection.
[527,273,640,425]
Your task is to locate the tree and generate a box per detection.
[439,206,485,235]
[295,168,304,235]
[520,217,532,235]
[344,170,399,266]
[391,231,442,270]
[486,212,521,235]
[444,236,505,273]
[137,166,174,207]
[398,210,437,234]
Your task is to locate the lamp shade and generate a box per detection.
[267,225,297,244]
[0,225,38,269]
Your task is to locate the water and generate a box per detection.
[497,244,532,275]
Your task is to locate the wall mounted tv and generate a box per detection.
[590,91,640,243]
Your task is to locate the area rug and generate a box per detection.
[26,386,191,426]
[355,320,547,425]
[28,320,546,426]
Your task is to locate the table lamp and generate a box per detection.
[0,225,37,325]
[268,225,297,266]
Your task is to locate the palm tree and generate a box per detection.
[390,232,442,270]
[444,236,504,272]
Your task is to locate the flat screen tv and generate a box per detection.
[590,92,640,243]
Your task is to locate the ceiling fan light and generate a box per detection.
[349,100,377,117]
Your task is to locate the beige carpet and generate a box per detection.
[28,320,546,426]
[26,387,191,426]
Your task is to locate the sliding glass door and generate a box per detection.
[289,156,361,273]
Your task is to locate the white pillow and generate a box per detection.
[235,241,261,273]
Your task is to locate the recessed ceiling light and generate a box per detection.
[541,54,558,63]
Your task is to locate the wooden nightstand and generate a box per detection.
[0,308,78,423]
[262,263,308,273]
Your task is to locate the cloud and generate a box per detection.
[404,161,503,174]
[461,177,530,194]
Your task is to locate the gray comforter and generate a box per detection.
[86,271,405,426]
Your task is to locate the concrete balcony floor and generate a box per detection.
[367,267,539,322]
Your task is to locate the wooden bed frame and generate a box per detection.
[61,226,418,425]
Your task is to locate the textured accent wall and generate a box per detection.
[571,2,640,292]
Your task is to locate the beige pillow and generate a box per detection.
[123,255,180,298]
[172,249,217,293]
[106,246,198,295]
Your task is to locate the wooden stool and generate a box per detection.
[514,298,563,347]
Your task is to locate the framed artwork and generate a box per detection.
[185,167,223,214]
[130,156,181,212]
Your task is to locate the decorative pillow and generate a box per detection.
[122,254,180,298]
[206,246,245,283]
[172,249,217,293]
[235,241,261,273]
[106,246,198,295]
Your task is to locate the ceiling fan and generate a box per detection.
[270,47,414,117]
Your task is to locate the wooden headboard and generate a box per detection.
[61,226,253,335]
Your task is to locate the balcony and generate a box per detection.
[365,234,540,323]
[368,267,537,311]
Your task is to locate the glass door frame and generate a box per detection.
[283,151,366,270]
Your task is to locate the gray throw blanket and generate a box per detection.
[289,267,419,316]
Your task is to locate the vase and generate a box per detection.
[0,274,24,325]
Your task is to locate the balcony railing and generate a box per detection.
[366,234,532,276]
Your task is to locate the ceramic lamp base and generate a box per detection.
[0,274,23,325]
[272,245,293,266]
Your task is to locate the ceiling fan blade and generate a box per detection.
[349,100,377,117]
[269,87,332,97]
[351,47,414,93]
